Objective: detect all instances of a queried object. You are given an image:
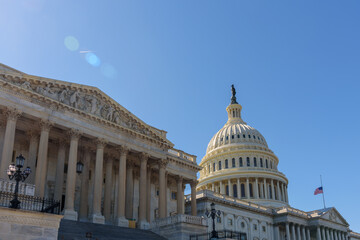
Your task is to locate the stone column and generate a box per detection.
[103,157,113,222]
[138,153,149,229]
[275,225,280,240]
[79,148,91,221]
[177,176,183,214]
[191,180,197,216]
[0,109,21,179]
[281,183,285,202]
[125,161,134,219]
[334,231,338,240]
[331,230,335,240]
[337,232,341,240]
[245,178,250,199]
[292,224,296,240]
[259,179,264,199]
[264,179,268,199]
[322,227,326,240]
[254,178,259,199]
[0,122,5,167]
[91,138,106,224]
[271,179,275,200]
[146,165,152,222]
[63,129,81,220]
[158,159,167,218]
[116,146,128,226]
[212,183,215,192]
[34,120,52,197]
[220,181,224,194]
[54,139,66,201]
[277,181,281,201]
[317,227,322,240]
[307,228,311,240]
[286,223,291,240]
[285,185,289,203]
[228,179,233,197]
[297,225,301,240]
[326,228,330,240]
[25,130,39,184]
[237,179,240,199]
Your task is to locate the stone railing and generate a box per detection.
[0,178,35,196]
[188,190,272,213]
[168,148,197,163]
[275,206,309,218]
[151,214,207,228]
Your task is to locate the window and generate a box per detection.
[217,217,222,223]
[221,137,223,141]
[239,157,243,167]
[269,186,272,199]
[232,135,234,139]
[253,157,257,167]
[233,184,238,198]
[228,219,233,226]
[262,226,266,232]
[218,161,222,170]
[258,136,260,140]
[248,135,251,138]
[226,185,229,196]
[265,159,268,168]
[156,189,159,196]
[241,184,245,197]
[246,157,250,166]
[249,183,253,197]
[260,158,263,167]
[208,165,211,173]
[241,222,245,228]
[243,134,246,138]
[253,135,256,139]
[253,224,257,230]
[225,159,228,169]
[226,136,228,140]
[237,134,240,138]
[213,163,216,172]
[232,158,235,168]
[171,192,177,200]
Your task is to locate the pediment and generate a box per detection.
[319,208,349,226]
[0,64,173,147]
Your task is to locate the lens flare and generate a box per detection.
[64,36,79,51]
[101,63,117,79]
[85,52,101,67]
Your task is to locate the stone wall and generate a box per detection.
[0,207,63,240]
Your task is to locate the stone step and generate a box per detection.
[58,220,167,240]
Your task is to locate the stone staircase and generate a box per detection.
[58,220,167,240]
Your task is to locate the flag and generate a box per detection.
[314,187,323,195]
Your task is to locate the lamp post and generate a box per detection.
[205,202,221,239]
[7,154,31,209]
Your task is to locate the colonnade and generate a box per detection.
[316,226,348,240]
[0,107,197,228]
[204,177,288,203]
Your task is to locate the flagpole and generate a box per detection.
[320,175,326,209]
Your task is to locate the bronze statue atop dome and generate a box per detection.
[231,84,238,104]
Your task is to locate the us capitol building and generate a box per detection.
[0,63,358,240]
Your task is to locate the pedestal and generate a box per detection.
[91,213,105,224]
[117,216,129,227]
[137,219,150,229]
[63,209,78,221]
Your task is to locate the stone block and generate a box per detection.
[11,224,42,236]
[43,228,58,238]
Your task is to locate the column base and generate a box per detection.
[91,213,105,224]
[117,216,129,227]
[63,209,78,221]
[137,219,150,229]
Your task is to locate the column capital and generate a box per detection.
[139,152,149,162]
[55,137,68,147]
[159,158,168,169]
[39,119,53,132]
[67,128,81,141]
[96,138,107,149]
[117,145,129,155]
[175,175,183,182]
[126,161,135,169]
[5,107,22,121]
[190,180,198,188]
[26,129,40,140]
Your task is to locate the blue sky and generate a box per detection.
[1,0,359,231]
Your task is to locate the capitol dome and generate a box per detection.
[197,85,289,208]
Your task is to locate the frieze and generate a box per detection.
[0,74,164,143]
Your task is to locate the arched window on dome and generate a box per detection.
[232,158,235,168]
[265,159,268,168]
[239,157,243,167]
[248,135,251,139]
[269,186,272,199]
[237,134,240,138]
[218,161,222,170]
[253,135,256,139]
[260,158,263,168]
[241,184,245,198]
[246,157,250,167]
[249,183,253,198]
[226,185,229,196]
[254,157,257,167]
[270,161,273,169]
[233,184,238,198]
[225,159,228,169]
[213,163,216,172]
[243,134,246,138]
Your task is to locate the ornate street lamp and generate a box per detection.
[7,154,31,209]
[76,161,84,174]
[205,202,221,239]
